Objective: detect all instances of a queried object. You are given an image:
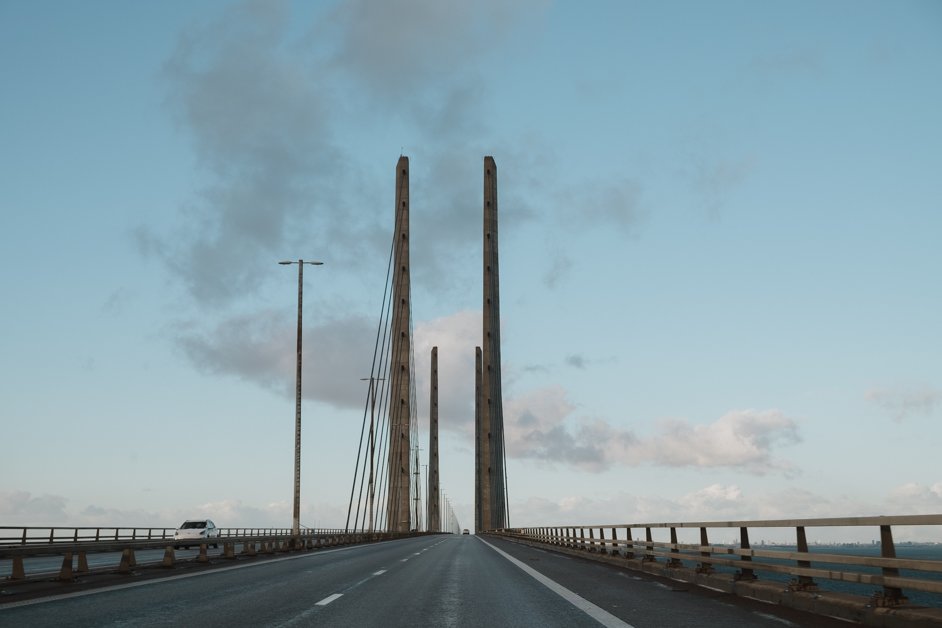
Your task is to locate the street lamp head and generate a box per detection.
[278,261,293,265]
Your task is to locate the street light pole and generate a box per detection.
[279,259,323,539]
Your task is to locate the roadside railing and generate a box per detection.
[0,526,421,582]
[494,515,942,608]
[0,527,348,546]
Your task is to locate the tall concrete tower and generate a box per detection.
[427,346,440,532]
[477,156,508,530]
[386,156,412,533]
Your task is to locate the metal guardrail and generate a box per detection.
[0,526,348,546]
[495,514,942,608]
[0,526,420,582]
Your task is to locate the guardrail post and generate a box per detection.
[668,527,682,567]
[11,556,25,580]
[789,526,817,591]
[77,551,89,573]
[697,527,713,574]
[117,549,136,574]
[198,543,209,562]
[58,551,74,581]
[872,524,907,607]
[610,527,618,557]
[624,527,634,559]
[243,541,257,556]
[588,527,597,552]
[162,546,176,567]
[736,526,755,580]
[643,527,655,562]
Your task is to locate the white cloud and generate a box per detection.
[413,310,481,434]
[642,409,800,473]
[886,482,942,513]
[502,391,799,474]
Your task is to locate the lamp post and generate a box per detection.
[360,376,385,534]
[279,259,323,539]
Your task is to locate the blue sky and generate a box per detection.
[2,0,940,541]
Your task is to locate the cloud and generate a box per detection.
[642,409,800,473]
[543,250,572,289]
[686,154,757,219]
[565,354,587,369]
[148,0,361,308]
[325,0,542,106]
[176,310,380,408]
[413,310,481,432]
[865,386,941,422]
[502,392,800,474]
[0,491,68,524]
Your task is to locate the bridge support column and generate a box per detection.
[243,541,257,556]
[428,346,440,532]
[77,551,89,573]
[11,556,25,580]
[643,528,655,562]
[872,524,907,606]
[736,526,756,580]
[118,548,136,574]
[789,526,817,591]
[162,546,176,567]
[223,542,235,559]
[386,155,413,534]
[478,156,508,531]
[668,527,683,568]
[697,527,714,574]
[58,551,74,581]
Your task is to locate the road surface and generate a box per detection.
[0,534,851,627]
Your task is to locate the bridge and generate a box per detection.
[3,157,941,626]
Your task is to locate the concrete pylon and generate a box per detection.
[386,156,412,533]
[428,346,440,532]
[477,156,508,531]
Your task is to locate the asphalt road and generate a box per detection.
[0,535,852,627]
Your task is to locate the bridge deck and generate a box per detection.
[4,534,921,627]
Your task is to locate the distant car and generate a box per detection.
[462,529,469,535]
[174,519,219,549]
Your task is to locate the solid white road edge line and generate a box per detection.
[315,593,343,606]
[477,537,636,628]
